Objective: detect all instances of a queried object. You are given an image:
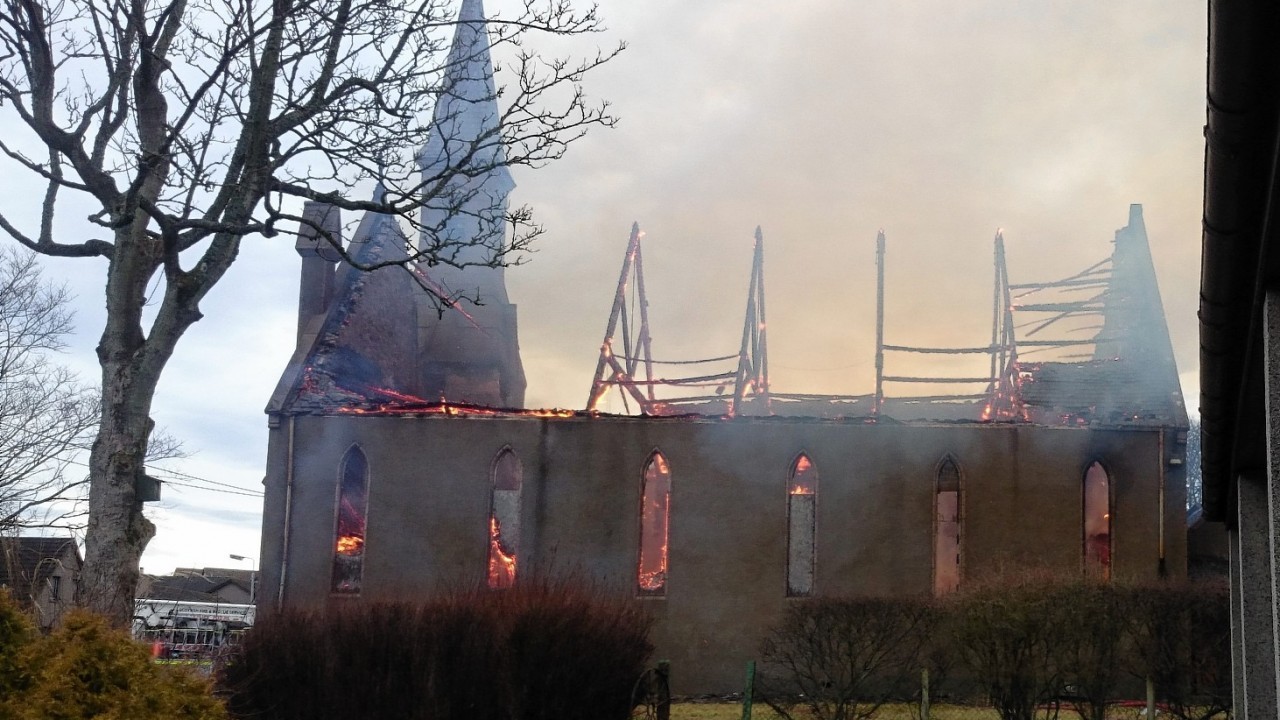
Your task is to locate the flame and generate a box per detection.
[368,386,434,403]
[338,400,578,418]
[487,516,517,589]
[790,455,817,495]
[336,535,364,555]
[410,266,483,330]
[653,454,669,474]
[638,456,671,594]
[638,566,667,592]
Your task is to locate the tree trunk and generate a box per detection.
[76,236,163,627]
[78,387,155,625]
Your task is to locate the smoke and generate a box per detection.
[0,0,1203,570]
[503,0,1204,412]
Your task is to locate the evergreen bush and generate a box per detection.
[0,591,35,720]
[0,594,224,720]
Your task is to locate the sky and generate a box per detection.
[3,0,1206,576]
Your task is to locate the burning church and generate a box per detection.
[258,0,1189,694]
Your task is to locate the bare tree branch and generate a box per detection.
[0,248,99,533]
[0,0,620,623]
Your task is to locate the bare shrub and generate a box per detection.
[759,596,936,720]
[949,574,1064,720]
[1053,581,1134,720]
[1128,580,1231,720]
[218,577,652,720]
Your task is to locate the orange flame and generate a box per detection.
[339,401,578,418]
[638,456,671,594]
[638,565,667,592]
[790,455,817,495]
[336,535,364,555]
[487,516,517,589]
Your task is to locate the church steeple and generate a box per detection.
[415,0,526,408]
[417,0,514,297]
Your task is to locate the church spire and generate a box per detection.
[414,0,526,409]
[417,0,514,292]
[458,0,484,23]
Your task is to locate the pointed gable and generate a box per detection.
[270,199,423,413]
[1016,205,1188,427]
[1094,206,1183,372]
[270,0,526,413]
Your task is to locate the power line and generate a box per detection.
[148,464,262,494]
[59,458,264,499]
[162,479,263,499]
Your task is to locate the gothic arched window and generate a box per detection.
[332,446,369,594]
[638,451,671,596]
[787,454,818,597]
[1083,461,1112,580]
[488,447,522,589]
[934,456,962,595]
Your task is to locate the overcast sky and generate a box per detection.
[7,0,1206,576]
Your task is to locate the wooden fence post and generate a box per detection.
[921,667,930,720]
[741,660,756,720]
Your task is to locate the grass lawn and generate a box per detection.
[663,702,1162,719]
[665,702,1001,720]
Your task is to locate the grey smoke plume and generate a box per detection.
[504,0,1203,412]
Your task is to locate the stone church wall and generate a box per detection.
[259,414,1184,694]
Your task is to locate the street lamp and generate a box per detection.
[229,554,256,605]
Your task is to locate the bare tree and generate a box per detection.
[0,0,620,624]
[0,248,97,532]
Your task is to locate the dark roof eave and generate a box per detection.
[1199,1,1280,521]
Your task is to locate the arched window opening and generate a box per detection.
[488,448,522,589]
[788,454,818,597]
[332,446,369,594]
[934,456,962,595]
[638,452,672,596]
[1084,461,1112,580]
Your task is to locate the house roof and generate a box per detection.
[142,569,252,603]
[0,537,80,599]
[1199,3,1280,522]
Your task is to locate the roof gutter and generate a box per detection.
[1200,0,1280,521]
